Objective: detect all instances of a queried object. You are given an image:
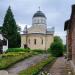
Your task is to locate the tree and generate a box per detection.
[54,36,62,43]
[2,6,21,48]
[49,36,64,57]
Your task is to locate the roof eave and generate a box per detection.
[64,20,70,31]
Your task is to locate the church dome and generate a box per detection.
[33,11,46,18]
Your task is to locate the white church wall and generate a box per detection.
[28,25,46,34]
[27,34,46,50]
[45,34,54,50]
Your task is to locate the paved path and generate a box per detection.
[61,60,73,75]
[48,57,73,75]
[49,57,66,75]
[0,70,8,75]
[7,54,49,75]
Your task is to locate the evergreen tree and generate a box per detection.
[2,6,21,48]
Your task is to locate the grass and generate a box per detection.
[19,56,55,75]
[0,48,50,70]
[0,52,33,69]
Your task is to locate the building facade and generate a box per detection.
[21,10,54,50]
[0,33,8,53]
[64,5,75,73]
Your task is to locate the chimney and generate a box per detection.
[72,5,75,14]
[70,5,75,19]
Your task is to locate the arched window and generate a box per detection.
[34,39,36,45]
[37,19,39,24]
[29,39,30,44]
[42,39,43,44]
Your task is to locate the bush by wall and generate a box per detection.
[50,42,64,57]
[6,48,30,52]
[32,49,46,54]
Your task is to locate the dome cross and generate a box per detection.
[39,6,40,11]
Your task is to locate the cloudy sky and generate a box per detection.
[0,0,75,44]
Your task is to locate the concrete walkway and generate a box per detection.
[48,57,73,75]
[7,54,49,75]
[0,70,8,75]
[49,57,66,75]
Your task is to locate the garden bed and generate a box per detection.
[19,56,56,75]
[0,52,33,69]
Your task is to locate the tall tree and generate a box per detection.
[2,6,21,48]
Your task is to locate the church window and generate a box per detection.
[34,19,37,23]
[42,39,43,44]
[42,18,45,24]
[34,39,36,45]
[37,19,39,24]
[29,39,30,44]
[39,19,41,23]
[41,19,43,23]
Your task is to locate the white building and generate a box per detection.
[0,33,8,52]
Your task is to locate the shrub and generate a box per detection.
[6,48,30,52]
[50,42,64,57]
[47,48,51,53]
[32,49,46,54]
[2,52,26,57]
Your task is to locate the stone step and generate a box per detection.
[0,70,8,75]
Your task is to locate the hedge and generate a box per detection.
[6,48,30,52]
[31,49,47,54]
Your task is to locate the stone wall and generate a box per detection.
[28,25,46,34]
[21,34,53,50]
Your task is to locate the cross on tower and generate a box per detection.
[39,6,40,11]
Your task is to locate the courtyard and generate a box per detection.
[0,0,75,75]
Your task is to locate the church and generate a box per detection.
[21,9,54,50]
